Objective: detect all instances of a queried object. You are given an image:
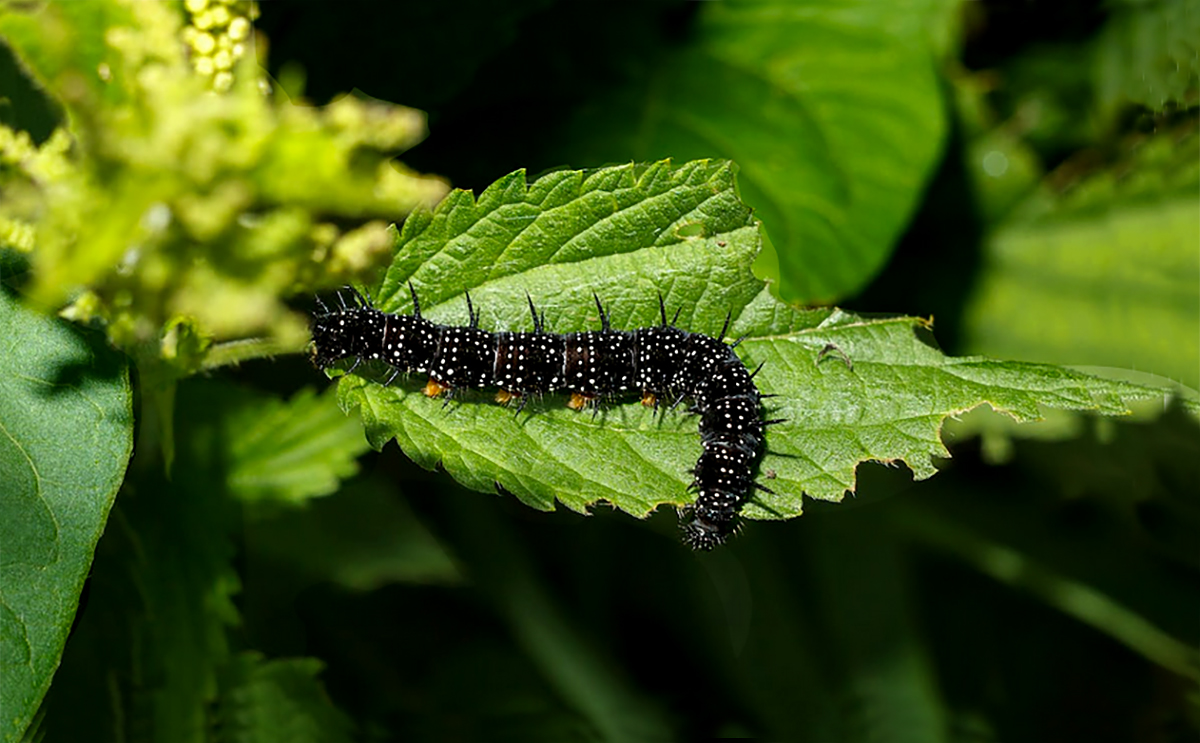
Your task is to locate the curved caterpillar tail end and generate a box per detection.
[680,513,735,552]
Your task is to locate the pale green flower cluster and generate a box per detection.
[0,0,448,375]
[181,0,259,92]
[0,128,73,253]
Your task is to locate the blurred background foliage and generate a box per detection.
[1,0,1197,741]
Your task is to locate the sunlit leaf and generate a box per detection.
[963,131,1200,391]
[331,161,1192,526]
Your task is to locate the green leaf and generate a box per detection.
[1095,0,1200,113]
[215,652,355,743]
[333,160,1193,527]
[546,0,955,303]
[218,385,371,505]
[377,159,756,311]
[963,132,1200,391]
[0,291,132,743]
[38,381,252,743]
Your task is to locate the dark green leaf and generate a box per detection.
[0,291,132,743]
[37,379,377,743]
[220,386,370,505]
[216,652,354,743]
[1095,0,1200,113]
[546,0,955,302]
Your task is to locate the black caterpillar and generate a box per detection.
[310,286,776,550]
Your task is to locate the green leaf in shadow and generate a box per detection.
[218,385,371,505]
[215,652,355,743]
[0,291,132,743]
[1095,0,1200,114]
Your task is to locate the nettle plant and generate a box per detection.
[1,1,1196,741]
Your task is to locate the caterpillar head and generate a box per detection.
[310,309,363,370]
[310,289,378,370]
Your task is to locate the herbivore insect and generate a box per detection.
[310,285,778,550]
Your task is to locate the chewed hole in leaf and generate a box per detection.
[674,221,707,239]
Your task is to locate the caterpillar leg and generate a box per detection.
[567,392,610,421]
[495,389,533,414]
